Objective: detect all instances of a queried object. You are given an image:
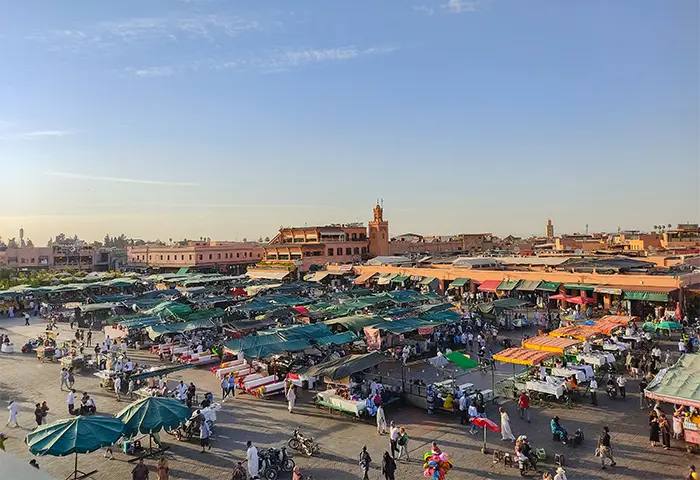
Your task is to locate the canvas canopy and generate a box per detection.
[449,278,470,288]
[477,280,501,292]
[303,351,387,380]
[594,315,638,334]
[79,302,122,313]
[129,364,194,382]
[323,314,386,332]
[522,335,581,353]
[645,354,700,407]
[242,340,312,359]
[444,351,479,370]
[313,332,358,346]
[353,272,378,284]
[493,347,556,366]
[549,325,602,340]
[145,318,216,339]
[516,280,541,292]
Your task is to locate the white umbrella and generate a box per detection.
[0,451,57,480]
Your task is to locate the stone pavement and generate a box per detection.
[0,317,690,479]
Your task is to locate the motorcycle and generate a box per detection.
[267,446,295,472]
[606,383,617,399]
[258,448,280,480]
[288,429,320,457]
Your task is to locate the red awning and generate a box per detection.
[293,306,310,314]
[548,294,571,300]
[567,296,595,305]
[477,280,501,293]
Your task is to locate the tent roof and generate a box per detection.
[522,335,581,353]
[444,351,479,370]
[645,354,700,407]
[549,325,602,340]
[242,339,312,359]
[314,332,358,346]
[595,315,639,334]
[493,347,556,366]
[303,351,388,380]
[323,314,386,332]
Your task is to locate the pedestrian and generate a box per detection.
[121,340,127,355]
[34,404,43,429]
[396,427,409,461]
[0,432,6,451]
[659,413,672,450]
[649,410,660,447]
[359,445,372,480]
[639,377,648,410]
[67,389,75,415]
[500,407,516,442]
[29,459,39,469]
[24,312,30,326]
[156,458,169,480]
[227,374,236,399]
[199,419,211,453]
[376,404,387,435]
[598,426,616,469]
[459,392,469,425]
[131,458,149,480]
[6,400,19,427]
[286,385,297,414]
[40,401,49,424]
[468,403,479,435]
[60,368,69,391]
[68,368,75,389]
[231,462,247,480]
[114,376,122,402]
[86,331,92,347]
[128,378,136,400]
[246,441,259,480]
[381,450,397,480]
[554,467,568,480]
[221,376,229,400]
[518,391,531,422]
[389,421,399,458]
[687,465,698,480]
[616,375,626,399]
[590,377,598,406]
[675,405,686,440]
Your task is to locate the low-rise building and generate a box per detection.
[389,232,493,256]
[662,224,700,249]
[127,241,263,273]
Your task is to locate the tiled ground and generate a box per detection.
[0,316,689,479]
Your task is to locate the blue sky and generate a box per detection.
[0,0,697,244]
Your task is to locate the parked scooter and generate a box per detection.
[288,429,320,457]
[258,448,280,480]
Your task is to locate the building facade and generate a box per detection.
[546,219,554,239]
[127,241,263,272]
[389,233,494,256]
[0,245,123,271]
[368,203,390,257]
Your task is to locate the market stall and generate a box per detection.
[522,336,581,354]
[549,325,602,341]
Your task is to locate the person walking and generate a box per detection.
[60,368,69,391]
[459,393,469,425]
[598,426,616,469]
[649,410,660,447]
[67,389,75,415]
[554,467,568,480]
[227,374,236,399]
[518,392,531,422]
[34,404,44,429]
[468,403,479,435]
[616,375,627,399]
[659,413,672,450]
[376,404,387,435]
[156,458,169,480]
[359,445,372,480]
[286,385,297,414]
[131,458,149,480]
[589,377,598,406]
[396,427,410,461]
[499,407,516,442]
[381,450,397,480]
[639,378,648,410]
[389,421,399,458]
[246,441,259,480]
[86,331,92,347]
[67,368,75,389]
[6,400,19,427]
[114,376,122,402]
[221,376,229,400]
[199,419,211,453]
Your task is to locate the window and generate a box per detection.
[21,258,25,264]
[361,247,367,254]
[198,255,203,260]
[218,253,221,259]
[351,233,357,240]
[244,252,247,258]
[346,248,351,255]
[257,253,261,257]
[237,253,240,258]
[336,248,342,255]
[189,255,193,260]
[31,258,35,263]
[268,254,277,260]
[209,254,212,260]
[328,248,334,256]
[360,233,366,240]
[354,247,359,254]
[167,255,170,260]
[160,255,164,260]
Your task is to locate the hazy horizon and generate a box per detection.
[1,0,698,244]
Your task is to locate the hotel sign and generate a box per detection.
[594,287,623,295]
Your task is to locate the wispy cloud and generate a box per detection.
[0,120,14,129]
[413,5,435,15]
[44,171,200,187]
[442,0,481,14]
[22,130,79,138]
[26,13,263,54]
[125,45,398,77]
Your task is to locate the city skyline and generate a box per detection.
[0,0,698,242]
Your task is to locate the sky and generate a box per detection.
[0,0,698,244]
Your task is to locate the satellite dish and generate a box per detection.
[574,249,583,255]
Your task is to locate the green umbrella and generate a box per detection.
[116,396,190,436]
[656,321,683,330]
[26,416,124,479]
[642,322,657,333]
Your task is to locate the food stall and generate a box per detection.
[492,347,561,399]
[645,354,700,453]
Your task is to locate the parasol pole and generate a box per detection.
[482,425,487,452]
[74,452,78,480]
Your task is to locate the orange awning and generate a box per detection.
[492,347,556,366]
[522,336,581,354]
[595,315,639,334]
[549,325,602,341]
[353,271,378,285]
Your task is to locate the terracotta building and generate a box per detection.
[389,233,494,256]
[0,244,123,271]
[127,241,263,273]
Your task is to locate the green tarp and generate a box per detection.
[176,267,190,275]
[129,364,194,382]
[537,282,561,292]
[445,351,479,370]
[314,332,358,346]
[476,298,529,314]
[624,291,670,302]
[497,280,520,291]
[242,339,312,359]
[302,351,388,380]
[144,301,193,318]
[92,294,134,303]
[378,317,432,334]
[421,310,461,323]
[391,275,410,284]
[645,354,700,407]
[224,334,285,353]
[118,316,164,329]
[26,416,125,457]
[449,278,470,288]
[564,284,596,291]
[420,277,436,285]
[146,318,216,339]
[323,315,386,332]
[275,323,332,341]
[516,280,541,292]
[79,302,122,313]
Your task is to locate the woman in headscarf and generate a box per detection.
[359,445,372,480]
[381,450,397,480]
[649,410,660,447]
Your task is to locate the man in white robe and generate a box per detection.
[499,407,516,441]
[376,404,387,435]
[6,400,19,427]
[246,441,259,479]
[286,385,296,414]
